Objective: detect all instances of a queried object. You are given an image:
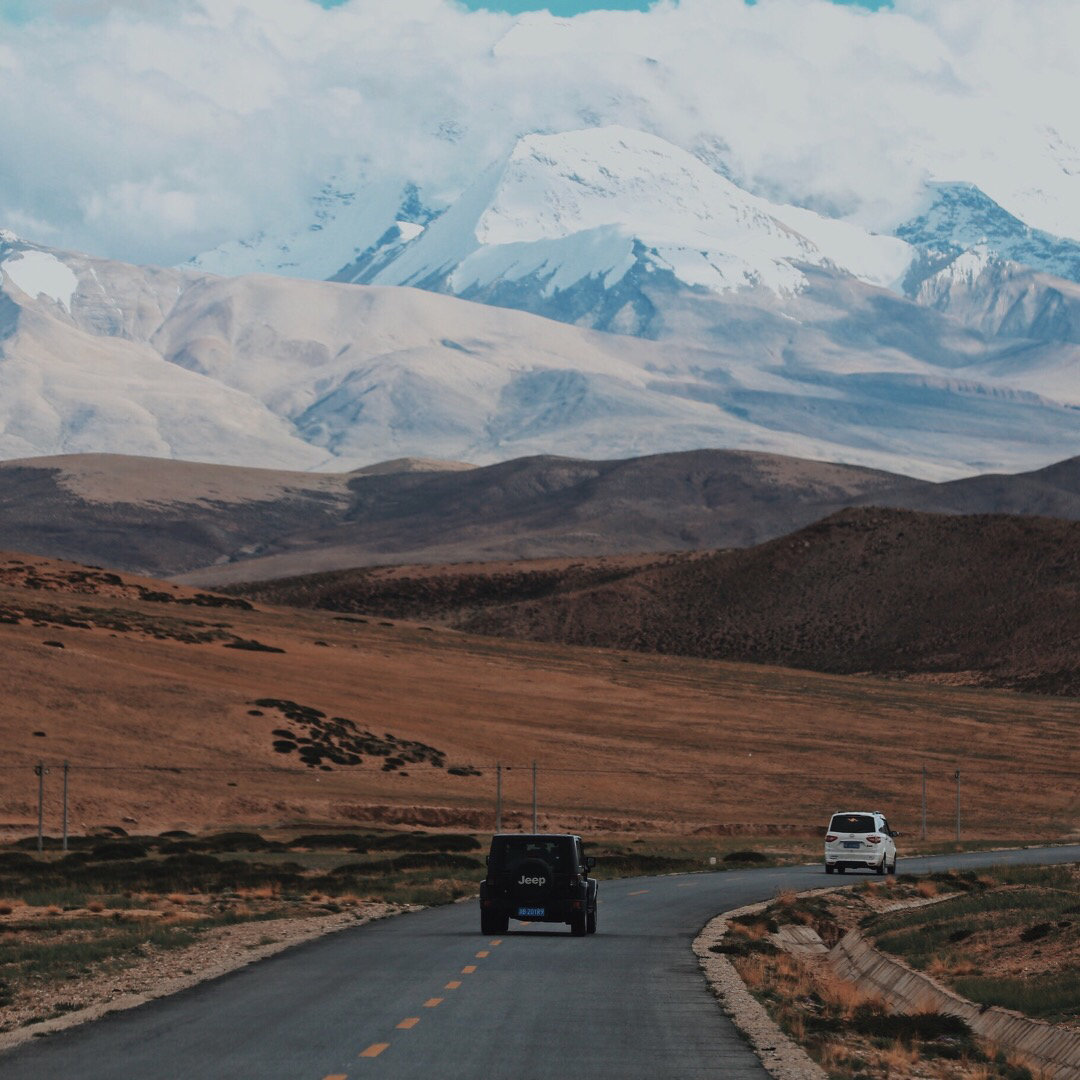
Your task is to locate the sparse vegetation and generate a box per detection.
[725,866,1080,1079]
[869,863,1080,1024]
[252,699,449,771]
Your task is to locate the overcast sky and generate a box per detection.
[1,0,1076,266]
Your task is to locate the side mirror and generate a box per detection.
[891,830,901,838]
[585,856,596,869]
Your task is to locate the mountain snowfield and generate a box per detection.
[4,226,1080,480]
[192,127,915,305]
[342,128,913,300]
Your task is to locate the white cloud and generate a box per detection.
[0,0,1077,266]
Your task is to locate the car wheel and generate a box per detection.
[875,855,886,875]
[890,855,897,874]
[481,910,507,935]
[837,866,846,874]
[570,911,587,936]
[587,905,597,934]
[824,864,834,874]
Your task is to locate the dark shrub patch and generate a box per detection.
[1019,922,1054,942]
[91,842,148,861]
[723,850,768,864]
[288,834,371,850]
[710,937,778,957]
[158,841,204,855]
[201,832,283,853]
[253,700,447,772]
[224,638,285,653]
[851,1006,974,1047]
[0,852,37,869]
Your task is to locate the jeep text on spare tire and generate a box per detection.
[479,833,598,936]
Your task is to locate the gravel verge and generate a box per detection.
[0,901,411,1053]
[694,898,828,1080]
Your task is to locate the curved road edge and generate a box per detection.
[695,899,827,1080]
[692,845,1080,1080]
[0,902,417,1055]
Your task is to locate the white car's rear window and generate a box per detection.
[829,813,876,833]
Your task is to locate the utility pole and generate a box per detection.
[532,761,537,832]
[495,762,502,833]
[921,766,927,841]
[35,762,47,852]
[62,761,70,853]
[954,769,961,844]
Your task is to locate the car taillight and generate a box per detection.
[866,835,881,844]
[825,834,838,843]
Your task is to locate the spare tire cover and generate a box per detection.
[510,857,554,904]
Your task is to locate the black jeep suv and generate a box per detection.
[479,833,598,936]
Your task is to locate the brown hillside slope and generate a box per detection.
[461,508,1080,694]
[3,549,1079,842]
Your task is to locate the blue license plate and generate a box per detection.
[842,841,861,849]
[517,907,545,918]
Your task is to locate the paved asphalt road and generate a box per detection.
[4,845,1080,1080]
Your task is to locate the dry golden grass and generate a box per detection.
[816,971,886,1018]
[927,955,980,979]
[916,880,940,898]
[734,953,769,990]
[86,899,105,913]
[879,1039,920,1071]
[236,885,278,900]
[2,550,1079,841]
[0,902,15,915]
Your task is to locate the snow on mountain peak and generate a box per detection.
[937,245,997,286]
[355,126,912,309]
[0,249,79,312]
[0,229,18,245]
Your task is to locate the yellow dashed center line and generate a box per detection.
[628,889,649,896]
[445,980,462,989]
[490,939,502,946]
[397,1017,420,1030]
[360,1043,389,1058]
[323,1074,348,1079]
[462,964,477,974]
[475,950,489,958]
[423,997,443,1008]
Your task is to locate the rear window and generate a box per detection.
[490,836,571,869]
[829,814,877,834]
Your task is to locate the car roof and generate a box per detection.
[830,810,884,818]
[491,832,581,840]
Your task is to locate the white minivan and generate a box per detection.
[824,810,898,874]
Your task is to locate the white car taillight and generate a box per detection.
[825,834,838,842]
[866,835,882,844]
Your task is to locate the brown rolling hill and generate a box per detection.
[5,449,1080,583]
[462,508,1080,694]
[245,508,1080,695]
[1,549,1079,844]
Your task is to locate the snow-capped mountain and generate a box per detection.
[345,127,912,300]
[192,127,914,337]
[898,183,1080,292]
[187,125,1080,357]
[5,231,1080,480]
